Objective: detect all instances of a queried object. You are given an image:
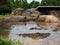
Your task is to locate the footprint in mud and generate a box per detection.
[18,33,51,40]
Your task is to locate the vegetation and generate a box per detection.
[1,0,60,15]
[0,0,40,14]
[9,0,29,10]
[0,27,3,34]
[58,17,60,20]
[0,15,13,19]
[0,0,11,15]
[9,0,40,10]
[29,1,40,8]
[0,37,22,45]
[41,0,60,6]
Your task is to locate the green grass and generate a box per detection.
[0,27,3,33]
[0,15,14,19]
[58,17,60,20]
[0,37,22,45]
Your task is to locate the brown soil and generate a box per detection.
[18,33,50,40]
[1,29,10,38]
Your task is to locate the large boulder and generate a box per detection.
[45,15,59,23]
[49,11,57,16]
[38,15,59,23]
[11,8,25,16]
[26,11,40,20]
[38,15,46,22]
[30,11,39,17]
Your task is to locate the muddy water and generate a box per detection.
[1,21,60,45]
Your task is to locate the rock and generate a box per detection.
[11,8,25,16]
[53,23,60,32]
[38,15,59,23]
[38,15,46,22]
[53,28,59,32]
[49,10,57,16]
[26,8,36,12]
[45,15,59,23]
[26,11,40,20]
[30,11,39,17]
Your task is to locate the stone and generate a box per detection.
[38,15,59,23]
[11,8,25,16]
[30,11,39,16]
[45,15,59,23]
[49,10,57,16]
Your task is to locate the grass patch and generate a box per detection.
[0,27,4,34]
[58,17,60,20]
[57,17,60,20]
[0,15,13,19]
[0,37,22,45]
